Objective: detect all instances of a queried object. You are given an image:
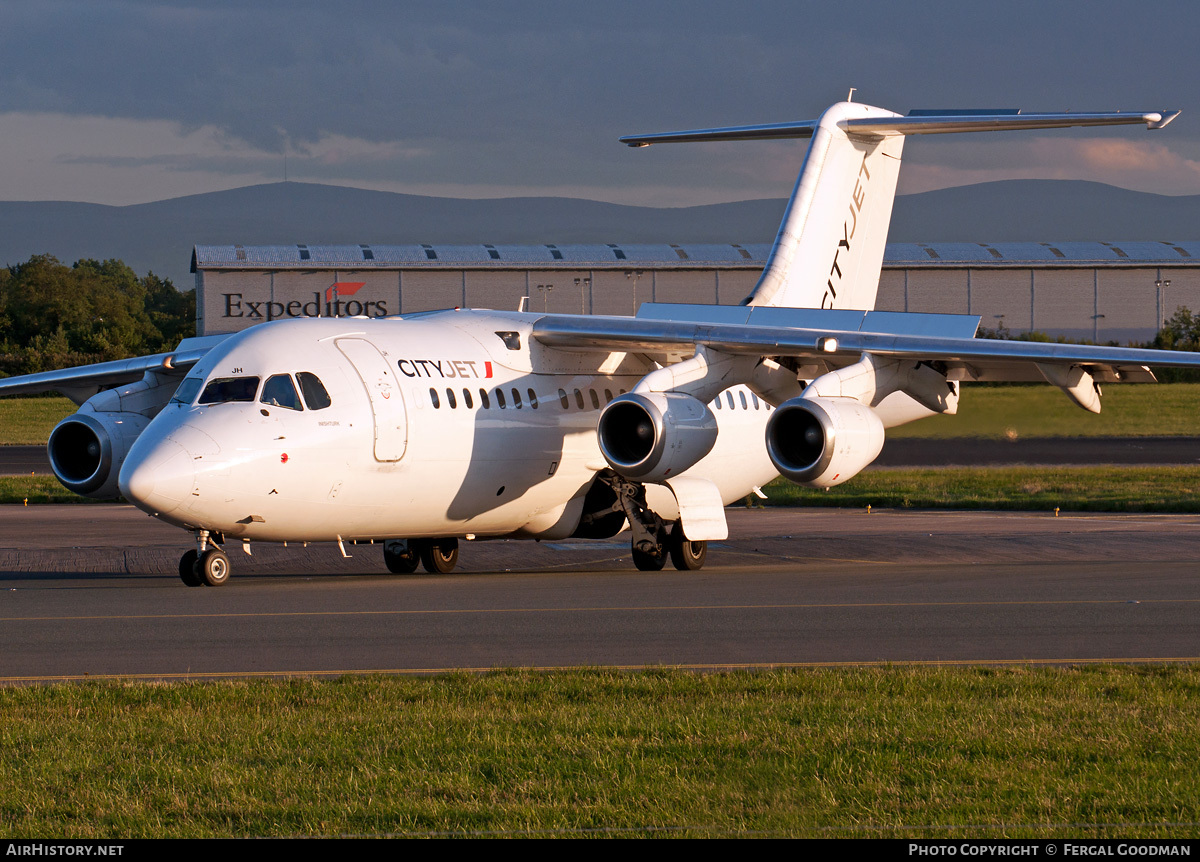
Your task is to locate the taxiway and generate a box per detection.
[2,505,1198,681]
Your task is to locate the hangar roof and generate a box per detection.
[192,240,1200,272]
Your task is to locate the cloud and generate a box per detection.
[0,112,438,203]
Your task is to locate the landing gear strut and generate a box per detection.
[598,474,708,572]
[179,530,230,587]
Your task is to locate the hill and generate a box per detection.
[0,180,1195,287]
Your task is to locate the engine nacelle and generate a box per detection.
[765,396,884,488]
[597,392,718,483]
[48,411,150,499]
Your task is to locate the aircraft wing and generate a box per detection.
[532,304,1200,384]
[0,334,230,403]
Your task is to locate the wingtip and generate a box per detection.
[1149,110,1181,130]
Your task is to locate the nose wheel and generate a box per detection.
[179,532,231,586]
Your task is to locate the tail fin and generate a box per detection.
[621,104,1178,311]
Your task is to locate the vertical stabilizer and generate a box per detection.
[747,102,904,310]
[619,103,1178,313]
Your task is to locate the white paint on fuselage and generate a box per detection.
[119,310,780,544]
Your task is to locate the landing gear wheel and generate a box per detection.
[179,550,202,587]
[668,521,707,571]
[632,543,666,571]
[196,548,231,586]
[383,541,420,573]
[419,538,459,574]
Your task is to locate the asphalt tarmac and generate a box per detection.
[3,505,1198,681]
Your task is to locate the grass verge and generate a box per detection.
[1,668,1198,838]
[5,467,1200,509]
[894,383,1200,439]
[763,466,1200,512]
[2,386,1200,447]
[0,396,75,445]
[0,475,102,504]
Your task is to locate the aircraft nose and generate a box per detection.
[118,438,194,516]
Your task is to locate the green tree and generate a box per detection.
[1152,307,1200,352]
[0,254,195,377]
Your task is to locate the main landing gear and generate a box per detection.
[179,531,230,587]
[383,538,459,574]
[598,474,708,572]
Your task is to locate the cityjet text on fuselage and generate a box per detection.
[396,358,494,379]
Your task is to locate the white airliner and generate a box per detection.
[4,98,1198,586]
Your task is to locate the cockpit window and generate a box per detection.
[261,374,303,411]
[296,372,332,410]
[198,376,260,405]
[170,376,203,405]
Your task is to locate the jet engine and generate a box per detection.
[765,396,884,488]
[597,392,718,483]
[48,411,150,499]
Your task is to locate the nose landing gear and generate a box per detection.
[179,531,230,587]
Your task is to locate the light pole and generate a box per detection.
[625,270,643,316]
[574,277,591,314]
[537,283,554,312]
[1156,278,1172,330]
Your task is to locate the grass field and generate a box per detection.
[1,668,1198,838]
[0,395,76,445]
[761,465,1200,512]
[3,385,1200,447]
[894,383,1200,438]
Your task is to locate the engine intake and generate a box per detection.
[48,412,149,499]
[597,392,718,483]
[765,396,884,488]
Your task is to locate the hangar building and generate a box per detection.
[192,240,1200,343]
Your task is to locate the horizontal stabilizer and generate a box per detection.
[620,110,1178,147]
[620,121,818,147]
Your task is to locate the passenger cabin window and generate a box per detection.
[429,388,440,408]
[261,374,303,410]
[589,390,600,410]
[558,389,570,409]
[604,389,614,403]
[199,376,260,405]
[574,389,585,410]
[528,388,538,409]
[463,388,474,409]
[446,388,457,409]
[725,392,735,410]
[297,372,332,410]
[171,376,203,405]
[511,388,523,408]
[496,389,507,409]
[739,391,748,410]
[479,388,490,409]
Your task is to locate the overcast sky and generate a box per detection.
[1,0,1197,206]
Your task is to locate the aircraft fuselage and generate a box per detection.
[119,310,779,544]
